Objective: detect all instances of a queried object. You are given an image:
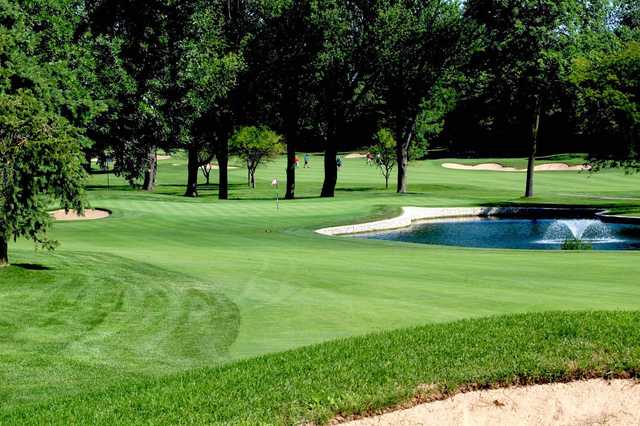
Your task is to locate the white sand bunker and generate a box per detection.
[346,153,367,159]
[156,155,171,161]
[210,164,239,170]
[442,162,591,172]
[346,379,640,426]
[51,209,110,221]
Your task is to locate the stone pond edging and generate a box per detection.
[315,206,616,236]
[596,211,640,225]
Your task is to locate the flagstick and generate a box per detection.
[272,178,279,210]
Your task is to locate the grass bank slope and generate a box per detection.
[0,253,239,409]
[2,311,639,424]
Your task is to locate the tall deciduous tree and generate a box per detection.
[247,0,317,199]
[164,2,244,198]
[86,0,173,191]
[310,0,379,198]
[465,0,583,197]
[192,0,286,199]
[569,1,639,170]
[572,40,640,169]
[376,0,467,193]
[1,0,97,265]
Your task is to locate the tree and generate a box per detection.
[309,0,380,198]
[370,129,397,189]
[375,0,467,193]
[164,2,244,198]
[199,156,214,185]
[1,0,96,266]
[465,0,584,197]
[189,0,285,199]
[571,40,640,169]
[86,0,174,192]
[245,0,317,200]
[229,126,284,188]
[567,0,640,170]
[413,84,460,160]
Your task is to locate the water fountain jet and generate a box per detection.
[542,219,614,243]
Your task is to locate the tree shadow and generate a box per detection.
[335,187,377,192]
[227,195,324,201]
[13,263,52,271]
[86,184,133,191]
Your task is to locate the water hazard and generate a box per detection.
[356,218,640,250]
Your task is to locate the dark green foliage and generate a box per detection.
[561,238,593,250]
[413,84,460,160]
[229,126,284,188]
[375,0,467,192]
[86,0,173,189]
[370,128,397,188]
[571,41,640,170]
[0,0,96,264]
[464,0,586,197]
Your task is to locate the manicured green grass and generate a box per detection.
[1,153,640,423]
[2,311,639,424]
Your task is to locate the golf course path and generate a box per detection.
[346,379,640,425]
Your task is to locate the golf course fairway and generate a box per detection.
[2,154,640,423]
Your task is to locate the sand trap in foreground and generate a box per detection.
[442,162,590,172]
[50,209,110,221]
[346,379,640,426]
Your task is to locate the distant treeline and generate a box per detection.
[3,0,639,201]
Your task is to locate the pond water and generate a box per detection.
[355,217,640,250]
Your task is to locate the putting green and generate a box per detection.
[2,153,640,410]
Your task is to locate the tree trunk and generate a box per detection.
[285,138,296,200]
[0,235,7,267]
[184,147,199,197]
[247,163,252,187]
[250,170,256,189]
[396,128,412,193]
[385,174,389,189]
[84,151,93,173]
[321,116,339,198]
[525,96,542,198]
[321,142,337,198]
[217,141,229,200]
[142,146,157,191]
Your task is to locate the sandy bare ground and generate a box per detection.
[346,153,368,159]
[210,164,239,170]
[50,209,110,221]
[442,162,591,172]
[156,155,171,160]
[345,379,640,426]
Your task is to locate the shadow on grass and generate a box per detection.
[86,184,134,191]
[336,187,377,193]
[229,195,324,201]
[13,263,52,271]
